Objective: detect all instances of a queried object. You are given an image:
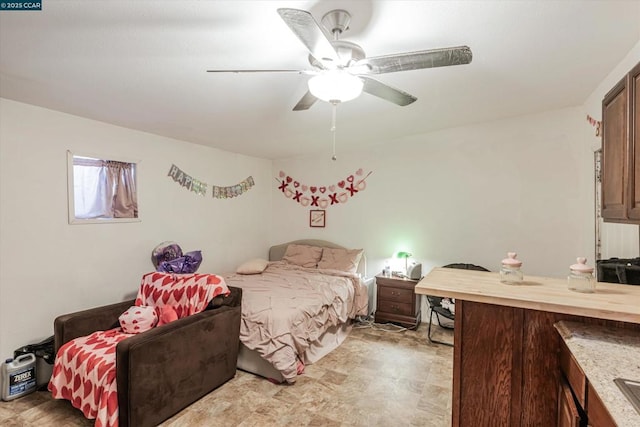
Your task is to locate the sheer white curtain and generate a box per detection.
[73,157,137,219]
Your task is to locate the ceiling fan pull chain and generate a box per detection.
[331,101,337,131]
[332,130,337,161]
[331,102,337,161]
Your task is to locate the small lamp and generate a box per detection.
[396,251,412,276]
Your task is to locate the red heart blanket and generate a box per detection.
[49,273,229,427]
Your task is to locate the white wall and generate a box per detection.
[271,41,640,318]
[272,106,594,285]
[0,98,272,358]
[1,40,637,357]
[583,39,640,259]
[272,107,595,319]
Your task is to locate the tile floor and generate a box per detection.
[0,322,453,427]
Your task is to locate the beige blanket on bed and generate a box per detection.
[224,261,368,383]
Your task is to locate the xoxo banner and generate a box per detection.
[276,168,372,208]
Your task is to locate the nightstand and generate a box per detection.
[374,275,421,329]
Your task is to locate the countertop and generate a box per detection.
[555,321,640,426]
[415,267,640,323]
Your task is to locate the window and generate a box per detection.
[67,151,140,224]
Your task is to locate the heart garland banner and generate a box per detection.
[276,168,372,208]
[168,164,254,199]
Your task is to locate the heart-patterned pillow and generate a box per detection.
[119,305,158,334]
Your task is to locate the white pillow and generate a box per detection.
[236,258,269,275]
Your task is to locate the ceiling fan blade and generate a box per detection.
[206,69,307,74]
[355,46,472,75]
[360,76,417,106]
[293,90,318,111]
[277,8,339,65]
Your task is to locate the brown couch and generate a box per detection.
[53,286,242,427]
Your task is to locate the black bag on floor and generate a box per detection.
[14,336,54,391]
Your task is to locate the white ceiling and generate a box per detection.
[1,1,639,160]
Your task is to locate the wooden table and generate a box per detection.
[415,268,640,426]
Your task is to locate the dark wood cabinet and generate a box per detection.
[558,339,616,427]
[451,300,637,426]
[629,62,640,220]
[602,75,628,221]
[587,382,616,427]
[559,338,587,409]
[602,61,640,223]
[558,340,587,427]
[374,275,420,329]
[558,377,582,427]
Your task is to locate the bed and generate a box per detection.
[223,239,369,384]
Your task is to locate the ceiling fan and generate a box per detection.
[207,8,473,111]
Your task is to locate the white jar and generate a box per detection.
[568,257,595,293]
[383,262,391,278]
[500,252,523,285]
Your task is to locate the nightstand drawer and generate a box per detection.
[374,275,420,329]
[377,300,414,316]
[378,286,413,303]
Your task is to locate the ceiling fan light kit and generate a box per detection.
[206,8,473,110]
[308,70,363,103]
[204,8,474,160]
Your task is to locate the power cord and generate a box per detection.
[353,315,409,332]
